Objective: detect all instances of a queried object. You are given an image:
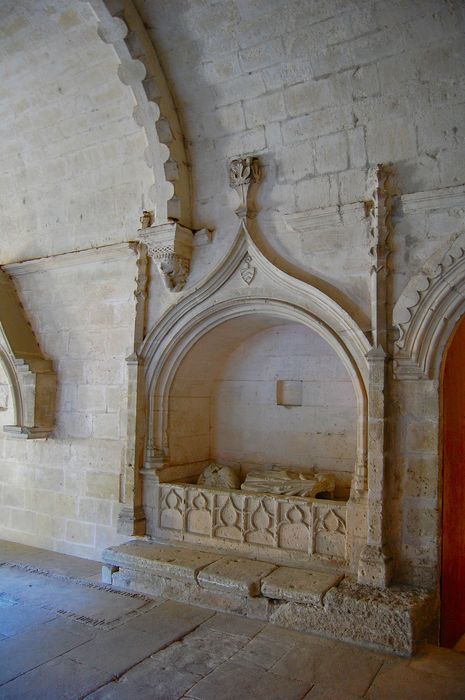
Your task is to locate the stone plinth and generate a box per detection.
[102,541,436,656]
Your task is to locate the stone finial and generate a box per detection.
[138,222,194,293]
[139,210,154,229]
[229,155,261,219]
[365,164,399,351]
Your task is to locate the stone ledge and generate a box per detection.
[197,557,276,597]
[261,566,342,605]
[102,540,436,657]
[103,540,220,583]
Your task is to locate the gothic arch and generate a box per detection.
[0,269,56,438]
[394,243,465,380]
[140,225,371,492]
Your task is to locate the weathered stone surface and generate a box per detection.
[269,578,437,656]
[197,557,276,596]
[0,656,114,700]
[185,660,310,700]
[1,0,465,635]
[2,542,465,699]
[261,566,343,605]
[202,612,265,639]
[104,541,435,655]
[103,540,220,582]
[111,567,270,620]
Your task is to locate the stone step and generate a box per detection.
[102,540,436,657]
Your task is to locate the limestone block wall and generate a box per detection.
[142,0,465,314]
[388,378,441,587]
[137,0,465,590]
[0,0,153,262]
[0,0,464,591]
[211,323,357,480]
[0,1,154,558]
[0,247,138,559]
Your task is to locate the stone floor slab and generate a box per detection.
[201,611,266,638]
[104,541,220,582]
[261,566,342,605]
[197,557,276,596]
[271,641,337,683]
[130,626,246,678]
[0,621,90,685]
[0,540,101,579]
[408,642,465,679]
[234,634,290,669]
[67,600,214,676]
[185,661,311,700]
[0,601,57,636]
[366,662,465,699]
[0,655,114,700]
[311,643,384,696]
[85,678,157,700]
[303,685,363,700]
[126,599,214,633]
[0,563,153,624]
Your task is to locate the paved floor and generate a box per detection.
[1,540,465,699]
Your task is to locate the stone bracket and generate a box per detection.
[137,222,195,292]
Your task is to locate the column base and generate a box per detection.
[357,543,393,587]
[117,506,146,536]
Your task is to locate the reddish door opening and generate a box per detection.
[441,315,465,648]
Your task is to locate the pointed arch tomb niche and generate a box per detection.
[139,228,371,574]
[0,269,55,438]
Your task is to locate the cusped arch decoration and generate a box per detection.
[89,0,191,225]
[394,242,465,379]
[140,223,371,494]
[0,269,56,438]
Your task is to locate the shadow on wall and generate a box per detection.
[169,319,357,498]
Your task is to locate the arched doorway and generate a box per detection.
[441,314,465,648]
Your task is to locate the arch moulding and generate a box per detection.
[127,221,375,575]
[141,224,370,468]
[394,242,465,380]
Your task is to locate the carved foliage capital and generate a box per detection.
[229,155,261,218]
[138,222,194,293]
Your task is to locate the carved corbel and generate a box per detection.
[138,222,194,293]
[229,155,261,219]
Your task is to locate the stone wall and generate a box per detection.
[0,0,154,558]
[143,0,465,311]
[0,0,464,592]
[0,249,137,558]
[138,0,465,589]
[211,323,357,477]
[0,0,152,262]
